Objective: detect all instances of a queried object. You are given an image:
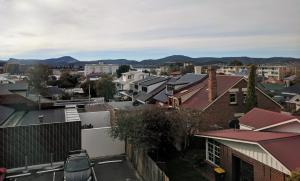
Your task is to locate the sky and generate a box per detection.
[0,0,300,61]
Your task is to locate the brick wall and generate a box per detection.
[200,79,281,130]
[219,144,286,181]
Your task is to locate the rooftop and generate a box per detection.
[239,108,297,130]
[197,129,300,171]
[181,75,243,109]
[197,129,298,142]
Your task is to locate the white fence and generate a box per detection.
[81,127,125,158]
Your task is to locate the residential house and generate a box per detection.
[132,76,170,104]
[239,108,300,133]
[153,73,207,106]
[164,67,282,130]
[114,71,149,92]
[280,83,300,112]
[196,108,300,181]
[197,129,300,181]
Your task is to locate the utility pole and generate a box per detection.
[88,83,91,103]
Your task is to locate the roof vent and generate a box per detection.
[38,115,44,123]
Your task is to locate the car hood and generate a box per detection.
[64,169,91,181]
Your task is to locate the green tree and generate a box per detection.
[28,64,52,93]
[80,80,97,97]
[287,168,300,181]
[96,75,116,101]
[111,107,204,155]
[116,65,130,78]
[58,71,79,88]
[245,65,257,111]
[111,107,174,154]
[229,60,243,66]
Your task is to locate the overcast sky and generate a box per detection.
[0,0,300,61]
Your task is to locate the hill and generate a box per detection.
[1,55,299,67]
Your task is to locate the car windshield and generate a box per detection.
[65,157,90,172]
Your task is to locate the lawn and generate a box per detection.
[166,156,209,181]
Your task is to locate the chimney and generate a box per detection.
[38,115,44,123]
[208,66,217,102]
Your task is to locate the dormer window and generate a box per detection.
[167,85,174,92]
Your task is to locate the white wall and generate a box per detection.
[79,111,110,128]
[81,127,125,158]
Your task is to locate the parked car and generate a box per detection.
[64,150,94,181]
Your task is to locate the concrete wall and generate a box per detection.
[79,111,110,128]
[81,127,125,158]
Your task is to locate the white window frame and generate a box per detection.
[229,92,237,105]
[206,138,220,166]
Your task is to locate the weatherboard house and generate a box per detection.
[196,108,300,181]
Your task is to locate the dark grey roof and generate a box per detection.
[175,73,206,85]
[136,82,167,102]
[0,88,12,95]
[42,86,63,97]
[0,82,28,91]
[140,77,169,87]
[18,109,65,126]
[281,84,300,94]
[0,105,15,125]
[153,88,168,103]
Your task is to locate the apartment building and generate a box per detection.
[84,63,119,76]
[217,65,288,80]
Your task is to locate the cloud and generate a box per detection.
[0,0,299,60]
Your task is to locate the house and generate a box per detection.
[280,83,300,112]
[153,73,207,106]
[132,76,170,104]
[239,108,300,133]
[114,71,149,92]
[196,129,300,181]
[164,67,282,130]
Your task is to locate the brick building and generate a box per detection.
[197,129,300,181]
[161,67,282,130]
[196,109,300,181]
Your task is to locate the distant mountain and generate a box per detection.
[2,55,300,68]
[42,56,79,66]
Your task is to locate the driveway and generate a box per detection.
[8,155,140,181]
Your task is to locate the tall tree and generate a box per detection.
[58,71,79,88]
[245,65,257,111]
[28,64,52,93]
[116,65,130,78]
[96,75,116,101]
[80,80,97,97]
[229,60,243,66]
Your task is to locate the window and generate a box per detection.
[207,139,220,165]
[229,93,237,104]
[243,93,247,103]
[134,84,138,90]
[142,86,147,92]
[128,75,132,79]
